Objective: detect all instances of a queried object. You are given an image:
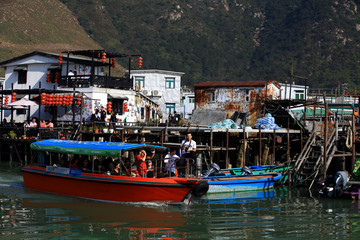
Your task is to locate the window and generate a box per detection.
[205,91,215,102]
[295,90,304,100]
[16,109,26,115]
[166,103,175,115]
[112,99,125,115]
[165,77,175,89]
[135,77,145,90]
[17,70,27,84]
[189,97,195,103]
[14,66,27,84]
[50,69,61,83]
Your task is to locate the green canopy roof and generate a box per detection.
[30,139,167,157]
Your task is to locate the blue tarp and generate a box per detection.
[208,119,239,129]
[254,115,281,130]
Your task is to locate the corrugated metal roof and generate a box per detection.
[194,81,274,88]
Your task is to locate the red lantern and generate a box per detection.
[76,95,82,105]
[46,72,50,82]
[40,93,46,105]
[4,96,9,105]
[111,58,116,68]
[102,52,106,63]
[123,102,128,112]
[138,57,143,68]
[107,101,112,112]
[11,92,16,102]
[54,72,59,83]
[58,54,63,64]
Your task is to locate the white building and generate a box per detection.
[129,69,184,120]
[0,51,159,123]
[279,83,308,100]
[181,91,195,119]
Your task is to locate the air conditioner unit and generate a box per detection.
[142,90,149,95]
[152,90,162,97]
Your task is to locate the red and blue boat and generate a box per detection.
[203,173,282,194]
[22,139,208,203]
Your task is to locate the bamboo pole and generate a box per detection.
[323,103,328,179]
[352,113,356,173]
[259,126,262,166]
[243,127,246,167]
[226,129,229,168]
[272,129,276,164]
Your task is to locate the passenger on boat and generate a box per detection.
[136,149,148,177]
[94,159,105,174]
[146,160,154,178]
[80,159,91,172]
[178,133,197,176]
[110,161,121,175]
[69,158,80,169]
[164,148,179,177]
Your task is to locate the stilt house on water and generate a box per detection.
[0,50,160,125]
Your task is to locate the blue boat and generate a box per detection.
[199,188,276,204]
[202,173,282,194]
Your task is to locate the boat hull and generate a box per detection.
[203,173,282,194]
[22,166,200,203]
[221,165,291,183]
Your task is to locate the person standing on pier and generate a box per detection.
[29,118,37,127]
[178,133,197,176]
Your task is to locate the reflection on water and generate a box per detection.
[1,162,360,239]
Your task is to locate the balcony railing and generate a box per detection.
[58,75,132,89]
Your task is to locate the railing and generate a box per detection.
[58,75,132,89]
[0,126,73,140]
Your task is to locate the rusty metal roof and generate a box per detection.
[194,81,279,88]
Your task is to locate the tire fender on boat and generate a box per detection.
[192,181,209,197]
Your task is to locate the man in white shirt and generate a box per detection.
[180,133,196,156]
[164,148,179,176]
[178,133,196,176]
[29,118,37,127]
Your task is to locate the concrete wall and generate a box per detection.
[195,83,280,125]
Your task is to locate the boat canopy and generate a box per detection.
[30,139,167,157]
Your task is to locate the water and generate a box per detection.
[1,162,360,239]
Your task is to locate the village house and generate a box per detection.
[0,51,159,124]
[128,69,184,120]
[279,82,308,100]
[192,81,281,126]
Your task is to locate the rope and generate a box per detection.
[345,123,352,149]
[264,104,283,114]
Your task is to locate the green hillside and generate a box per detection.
[59,0,360,90]
[1,0,360,91]
[0,0,100,65]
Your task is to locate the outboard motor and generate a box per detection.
[319,171,348,198]
[203,163,221,177]
[241,166,253,175]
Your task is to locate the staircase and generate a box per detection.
[290,130,337,188]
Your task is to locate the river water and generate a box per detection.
[1,162,360,239]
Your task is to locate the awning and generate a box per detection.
[14,65,27,71]
[48,65,61,70]
[107,93,128,100]
[30,139,167,157]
